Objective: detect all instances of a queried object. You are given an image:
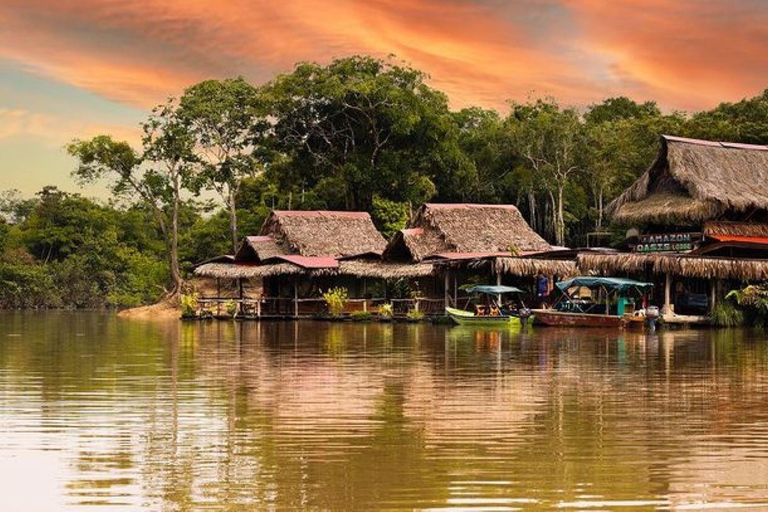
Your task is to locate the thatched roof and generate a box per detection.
[384,203,550,262]
[577,252,768,281]
[704,221,768,238]
[494,257,577,277]
[607,135,768,225]
[257,210,386,259]
[194,260,435,280]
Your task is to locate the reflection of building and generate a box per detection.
[579,135,768,319]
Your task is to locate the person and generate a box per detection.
[536,273,549,308]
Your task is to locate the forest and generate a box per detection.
[3,55,768,309]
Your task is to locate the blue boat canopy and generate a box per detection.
[464,285,525,295]
[556,277,653,292]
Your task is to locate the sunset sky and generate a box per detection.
[3,0,768,196]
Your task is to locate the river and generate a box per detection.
[2,312,768,510]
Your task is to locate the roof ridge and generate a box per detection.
[663,134,768,151]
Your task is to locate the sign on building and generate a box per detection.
[633,232,701,254]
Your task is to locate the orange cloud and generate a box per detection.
[564,0,768,109]
[0,0,603,110]
[2,0,768,114]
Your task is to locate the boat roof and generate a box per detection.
[556,277,653,292]
[464,285,525,295]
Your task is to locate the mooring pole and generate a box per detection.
[663,272,672,315]
[444,271,450,307]
[293,281,299,319]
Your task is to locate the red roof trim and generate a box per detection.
[273,255,339,268]
[424,203,519,210]
[709,234,768,245]
[272,210,371,218]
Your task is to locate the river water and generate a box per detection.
[2,312,768,510]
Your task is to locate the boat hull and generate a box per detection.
[445,307,523,326]
[532,310,623,328]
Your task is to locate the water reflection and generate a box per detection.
[1,312,768,509]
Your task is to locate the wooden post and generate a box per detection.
[238,278,244,316]
[496,272,502,305]
[453,270,458,305]
[710,279,718,312]
[293,281,299,319]
[444,272,450,308]
[363,278,368,312]
[663,272,672,315]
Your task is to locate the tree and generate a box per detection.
[508,99,583,246]
[68,100,196,296]
[266,56,459,210]
[179,78,268,252]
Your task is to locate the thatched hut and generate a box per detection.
[589,135,768,317]
[384,203,575,305]
[194,210,436,317]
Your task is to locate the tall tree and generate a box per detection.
[508,99,583,246]
[266,56,461,210]
[68,100,195,296]
[179,78,268,252]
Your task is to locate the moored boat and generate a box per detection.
[445,285,532,327]
[533,277,654,329]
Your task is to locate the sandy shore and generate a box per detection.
[117,298,180,320]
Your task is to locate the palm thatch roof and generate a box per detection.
[258,210,386,259]
[494,257,577,277]
[704,221,768,238]
[577,253,768,281]
[194,260,435,280]
[606,135,768,225]
[384,203,550,262]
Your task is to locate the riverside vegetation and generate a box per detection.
[4,55,768,310]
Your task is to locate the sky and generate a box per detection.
[3,0,768,197]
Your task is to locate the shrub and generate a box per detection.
[406,309,425,321]
[726,284,768,328]
[225,299,238,317]
[322,287,348,316]
[378,303,394,319]
[710,301,744,327]
[351,311,372,322]
[180,293,199,317]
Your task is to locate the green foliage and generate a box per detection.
[225,299,238,317]
[406,309,425,321]
[710,301,745,328]
[0,263,60,308]
[180,293,199,317]
[322,287,349,317]
[378,303,394,319]
[371,197,409,239]
[350,311,372,322]
[726,284,768,327]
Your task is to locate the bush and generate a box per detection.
[726,284,768,328]
[378,303,394,319]
[0,262,60,308]
[322,287,348,316]
[710,301,744,327]
[351,311,372,322]
[406,309,425,322]
[225,299,238,317]
[180,293,199,317]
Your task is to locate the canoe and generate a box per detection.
[445,307,523,326]
[532,309,624,328]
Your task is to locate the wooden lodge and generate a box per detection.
[579,135,768,321]
[193,204,575,319]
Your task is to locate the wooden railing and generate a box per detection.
[194,297,447,318]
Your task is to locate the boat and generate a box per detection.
[446,285,532,326]
[533,277,654,328]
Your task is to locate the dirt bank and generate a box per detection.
[117,298,180,321]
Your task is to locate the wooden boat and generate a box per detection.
[445,285,532,327]
[532,309,623,328]
[446,306,523,326]
[534,276,654,329]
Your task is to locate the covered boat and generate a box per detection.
[446,285,532,326]
[533,277,654,328]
